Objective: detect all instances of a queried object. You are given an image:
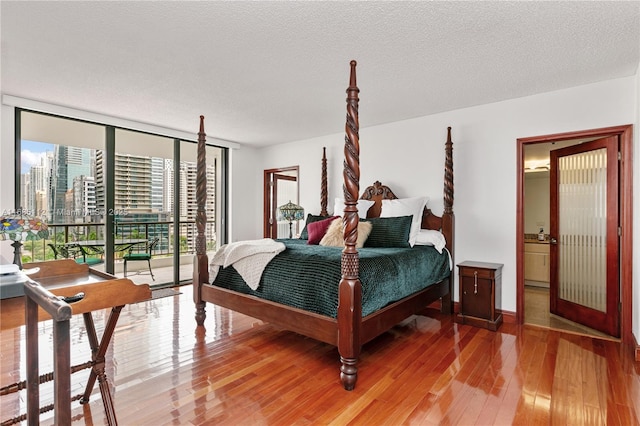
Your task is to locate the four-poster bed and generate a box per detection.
[193,60,455,390]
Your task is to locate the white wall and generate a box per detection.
[236,76,638,342]
[634,62,640,342]
[228,146,262,242]
[0,105,16,264]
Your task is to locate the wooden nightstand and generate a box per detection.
[456,261,503,331]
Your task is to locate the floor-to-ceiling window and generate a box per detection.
[17,111,106,265]
[16,109,227,287]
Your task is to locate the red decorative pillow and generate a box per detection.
[307,216,340,245]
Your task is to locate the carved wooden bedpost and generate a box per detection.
[194,115,209,326]
[320,147,328,216]
[338,60,362,390]
[441,127,455,314]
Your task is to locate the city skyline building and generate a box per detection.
[20,143,217,253]
[151,157,165,213]
[72,175,96,220]
[28,163,47,213]
[52,145,92,222]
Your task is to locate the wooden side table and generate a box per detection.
[456,261,503,331]
[1,259,152,425]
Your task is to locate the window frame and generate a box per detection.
[13,107,228,283]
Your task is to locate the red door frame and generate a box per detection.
[516,125,633,344]
[263,166,299,238]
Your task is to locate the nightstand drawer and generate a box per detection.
[458,266,496,280]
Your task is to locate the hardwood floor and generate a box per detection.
[1,286,639,425]
[524,285,612,339]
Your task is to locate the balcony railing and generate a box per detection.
[20,220,216,264]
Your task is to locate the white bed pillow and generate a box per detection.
[415,229,446,253]
[380,196,428,247]
[333,198,375,217]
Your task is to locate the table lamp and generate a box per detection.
[277,201,305,239]
[0,210,49,269]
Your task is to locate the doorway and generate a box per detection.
[263,166,299,239]
[516,125,633,344]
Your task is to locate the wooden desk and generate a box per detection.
[0,259,151,425]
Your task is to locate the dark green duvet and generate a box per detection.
[211,239,450,318]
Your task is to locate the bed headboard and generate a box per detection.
[359,181,396,219]
[360,180,446,232]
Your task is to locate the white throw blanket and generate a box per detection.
[209,238,286,290]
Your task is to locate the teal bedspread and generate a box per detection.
[211,239,450,318]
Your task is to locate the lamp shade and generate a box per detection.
[277,201,305,222]
[0,210,49,242]
[0,210,49,269]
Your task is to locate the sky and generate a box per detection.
[21,140,53,173]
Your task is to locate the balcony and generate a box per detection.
[20,219,216,287]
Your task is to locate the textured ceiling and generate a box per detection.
[2,1,639,147]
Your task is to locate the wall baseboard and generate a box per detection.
[436,302,518,324]
[499,309,517,324]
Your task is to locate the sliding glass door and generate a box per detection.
[18,111,105,264]
[17,109,226,286]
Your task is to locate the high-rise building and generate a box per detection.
[115,153,151,212]
[29,163,47,214]
[163,159,174,213]
[64,189,74,214]
[96,151,164,245]
[151,157,164,213]
[52,145,92,222]
[34,190,47,216]
[96,151,153,214]
[72,175,96,219]
[94,150,105,213]
[20,173,30,214]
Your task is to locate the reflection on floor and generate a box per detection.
[90,263,195,288]
[524,285,613,340]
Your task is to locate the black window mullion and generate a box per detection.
[105,127,115,274]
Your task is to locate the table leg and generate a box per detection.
[25,296,40,426]
[53,318,71,425]
[80,306,123,426]
[25,291,72,426]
